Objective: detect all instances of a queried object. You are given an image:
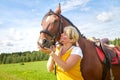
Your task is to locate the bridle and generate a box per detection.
[40,10,63,45]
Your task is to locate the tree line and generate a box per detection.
[0,51,49,64]
[0,38,120,64]
[110,38,120,46]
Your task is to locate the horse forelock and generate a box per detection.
[46,16,50,22]
[42,10,60,22]
[42,11,51,22]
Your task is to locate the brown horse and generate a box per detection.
[38,5,120,80]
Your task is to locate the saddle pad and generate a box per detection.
[96,47,105,62]
[96,47,119,64]
[114,47,120,58]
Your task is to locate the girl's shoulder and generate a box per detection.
[72,46,81,51]
[71,46,83,58]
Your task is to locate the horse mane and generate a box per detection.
[61,15,86,39]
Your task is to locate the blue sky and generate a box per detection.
[0,0,120,53]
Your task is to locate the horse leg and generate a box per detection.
[106,65,120,80]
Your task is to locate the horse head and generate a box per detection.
[37,5,62,50]
[37,5,76,52]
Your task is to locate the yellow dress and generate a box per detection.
[55,46,84,80]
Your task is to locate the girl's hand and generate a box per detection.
[50,45,56,52]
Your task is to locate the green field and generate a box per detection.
[0,61,57,80]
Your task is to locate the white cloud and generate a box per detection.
[8,28,24,41]
[0,27,40,53]
[2,40,14,47]
[96,12,113,22]
[0,9,41,53]
[61,0,90,12]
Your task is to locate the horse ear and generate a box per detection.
[55,4,61,15]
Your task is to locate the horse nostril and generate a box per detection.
[43,39,47,44]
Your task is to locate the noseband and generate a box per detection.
[40,10,63,45]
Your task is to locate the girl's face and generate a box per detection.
[60,32,72,44]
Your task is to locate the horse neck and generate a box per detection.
[78,36,86,51]
[62,18,71,28]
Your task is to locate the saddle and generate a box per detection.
[94,40,120,80]
[95,41,120,65]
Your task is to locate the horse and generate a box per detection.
[37,5,120,80]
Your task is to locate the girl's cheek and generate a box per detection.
[60,36,66,41]
[63,36,68,39]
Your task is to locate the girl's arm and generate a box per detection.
[50,53,81,71]
[47,53,55,72]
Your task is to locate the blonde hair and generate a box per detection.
[64,26,79,44]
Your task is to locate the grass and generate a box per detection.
[0,61,57,80]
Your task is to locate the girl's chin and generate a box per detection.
[60,39,63,42]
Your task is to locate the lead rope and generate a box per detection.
[54,63,56,75]
[54,1,61,75]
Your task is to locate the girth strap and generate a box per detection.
[100,41,111,80]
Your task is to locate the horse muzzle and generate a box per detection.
[37,38,52,48]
